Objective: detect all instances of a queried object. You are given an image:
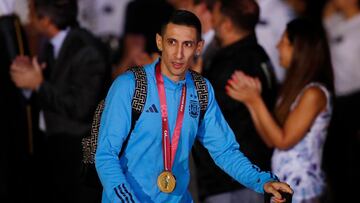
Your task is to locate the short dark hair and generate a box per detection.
[160,10,202,41]
[34,0,78,30]
[218,0,259,32]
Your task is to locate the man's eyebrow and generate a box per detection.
[183,40,196,44]
[165,38,196,44]
[166,37,177,41]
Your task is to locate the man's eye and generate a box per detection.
[168,39,176,45]
[185,42,194,47]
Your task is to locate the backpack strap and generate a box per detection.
[82,66,147,164]
[118,66,147,158]
[189,70,209,122]
[83,99,105,164]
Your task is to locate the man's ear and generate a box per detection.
[223,17,233,33]
[156,33,163,52]
[196,40,204,56]
[42,16,52,26]
[38,15,52,31]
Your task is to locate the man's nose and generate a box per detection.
[175,45,184,60]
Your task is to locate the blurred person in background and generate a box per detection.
[112,0,175,78]
[77,0,132,40]
[323,0,360,202]
[10,0,109,202]
[226,18,334,203]
[190,0,219,73]
[285,0,328,22]
[192,0,278,202]
[77,0,132,76]
[0,0,33,201]
[255,0,294,83]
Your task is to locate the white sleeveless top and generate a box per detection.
[271,83,332,203]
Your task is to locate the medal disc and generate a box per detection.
[157,171,176,193]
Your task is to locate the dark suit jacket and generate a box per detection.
[202,38,220,73]
[0,15,30,136]
[0,14,32,201]
[193,34,278,200]
[38,28,109,138]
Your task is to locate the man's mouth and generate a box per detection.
[172,62,184,69]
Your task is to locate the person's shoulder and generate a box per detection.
[67,27,102,47]
[254,43,270,60]
[105,71,136,99]
[303,84,327,98]
[112,62,154,89]
[67,27,107,58]
[299,85,327,110]
[113,70,136,87]
[68,27,93,39]
[232,36,270,60]
[231,39,271,72]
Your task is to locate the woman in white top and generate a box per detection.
[225,18,334,203]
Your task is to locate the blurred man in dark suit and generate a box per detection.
[0,3,33,201]
[10,0,109,202]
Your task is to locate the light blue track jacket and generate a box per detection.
[95,59,277,203]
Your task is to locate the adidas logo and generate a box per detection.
[146,104,159,113]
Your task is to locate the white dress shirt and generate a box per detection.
[50,28,70,58]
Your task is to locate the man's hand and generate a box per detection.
[10,56,45,90]
[264,181,293,203]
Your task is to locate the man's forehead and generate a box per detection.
[163,23,198,41]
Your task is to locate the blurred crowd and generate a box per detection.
[0,0,359,202]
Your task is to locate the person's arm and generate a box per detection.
[226,71,327,150]
[95,72,140,202]
[196,80,287,194]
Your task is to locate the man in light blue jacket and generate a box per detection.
[95,9,292,203]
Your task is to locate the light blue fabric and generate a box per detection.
[95,59,277,203]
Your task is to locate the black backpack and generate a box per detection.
[81,66,209,164]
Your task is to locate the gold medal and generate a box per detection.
[157,171,176,193]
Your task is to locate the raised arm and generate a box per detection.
[226,71,327,150]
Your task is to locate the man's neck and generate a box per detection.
[47,26,61,39]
